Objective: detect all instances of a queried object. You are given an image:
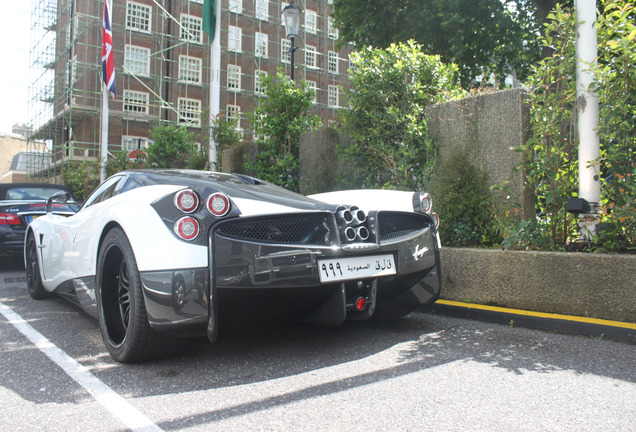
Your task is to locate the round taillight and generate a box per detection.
[431,212,440,229]
[174,190,199,213]
[420,193,433,214]
[207,193,230,217]
[174,216,200,241]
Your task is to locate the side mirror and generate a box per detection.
[46,192,78,213]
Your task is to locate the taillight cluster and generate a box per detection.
[0,212,21,225]
[172,189,231,241]
[417,192,440,229]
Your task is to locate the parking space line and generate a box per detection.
[0,301,164,432]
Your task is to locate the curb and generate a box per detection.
[426,299,636,344]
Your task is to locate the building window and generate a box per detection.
[281,39,290,64]
[178,98,201,126]
[254,70,267,94]
[255,0,268,20]
[124,45,150,76]
[305,45,317,69]
[126,2,151,33]
[122,135,150,152]
[328,85,339,107]
[328,17,338,39]
[178,55,202,83]
[328,51,338,74]
[123,90,149,114]
[228,26,242,52]
[306,80,317,103]
[227,65,241,91]
[229,0,242,14]
[180,14,202,43]
[255,32,268,58]
[305,10,317,34]
[226,104,241,128]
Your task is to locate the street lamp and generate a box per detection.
[282,0,301,81]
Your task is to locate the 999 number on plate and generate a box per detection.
[318,254,396,283]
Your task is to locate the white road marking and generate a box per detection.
[0,301,164,432]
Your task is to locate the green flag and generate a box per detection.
[202,0,216,40]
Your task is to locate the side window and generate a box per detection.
[80,176,125,210]
[119,177,143,194]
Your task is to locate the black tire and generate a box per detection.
[26,233,52,300]
[96,228,169,363]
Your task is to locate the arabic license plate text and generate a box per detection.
[318,254,396,283]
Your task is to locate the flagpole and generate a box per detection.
[208,0,221,171]
[101,82,109,183]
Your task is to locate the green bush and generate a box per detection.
[431,152,495,247]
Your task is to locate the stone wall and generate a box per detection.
[426,89,534,219]
[441,248,636,323]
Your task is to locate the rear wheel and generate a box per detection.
[26,233,51,300]
[96,228,169,363]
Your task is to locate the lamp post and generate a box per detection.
[282,0,301,81]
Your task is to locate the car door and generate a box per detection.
[39,176,126,287]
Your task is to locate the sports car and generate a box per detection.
[0,183,77,259]
[25,169,442,362]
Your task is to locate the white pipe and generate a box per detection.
[208,0,222,170]
[575,0,601,206]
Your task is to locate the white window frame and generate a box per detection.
[281,39,291,64]
[304,10,317,34]
[178,97,202,126]
[178,55,202,84]
[226,104,241,130]
[227,64,241,91]
[328,51,338,74]
[255,0,268,20]
[254,70,267,95]
[305,45,317,69]
[229,0,242,14]
[126,2,152,33]
[123,90,150,114]
[328,85,339,107]
[328,16,338,39]
[255,32,268,58]
[124,45,151,76]
[180,14,203,44]
[122,135,150,152]
[306,80,317,103]
[228,26,242,52]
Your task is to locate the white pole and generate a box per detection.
[208,0,222,171]
[575,0,601,239]
[575,0,600,206]
[100,80,109,182]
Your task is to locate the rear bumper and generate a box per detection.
[140,225,441,335]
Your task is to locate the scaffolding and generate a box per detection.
[26,0,351,182]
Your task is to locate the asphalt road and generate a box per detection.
[1,259,634,432]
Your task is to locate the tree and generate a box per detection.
[247,71,320,192]
[331,0,543,87]
[147,123,205,169]
[339,41,464,190]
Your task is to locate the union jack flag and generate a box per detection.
[102,0,116,98]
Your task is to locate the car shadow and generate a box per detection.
[1,271,634,412]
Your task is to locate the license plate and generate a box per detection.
[25,215,40,223]
[318,254,396,283]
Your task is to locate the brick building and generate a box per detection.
[28,0,351,177]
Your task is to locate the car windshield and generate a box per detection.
[5,187,68,201]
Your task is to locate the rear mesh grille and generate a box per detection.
[378,212,431,241]
[215,214,336,246]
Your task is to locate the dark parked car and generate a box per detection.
[0,183,77,259]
